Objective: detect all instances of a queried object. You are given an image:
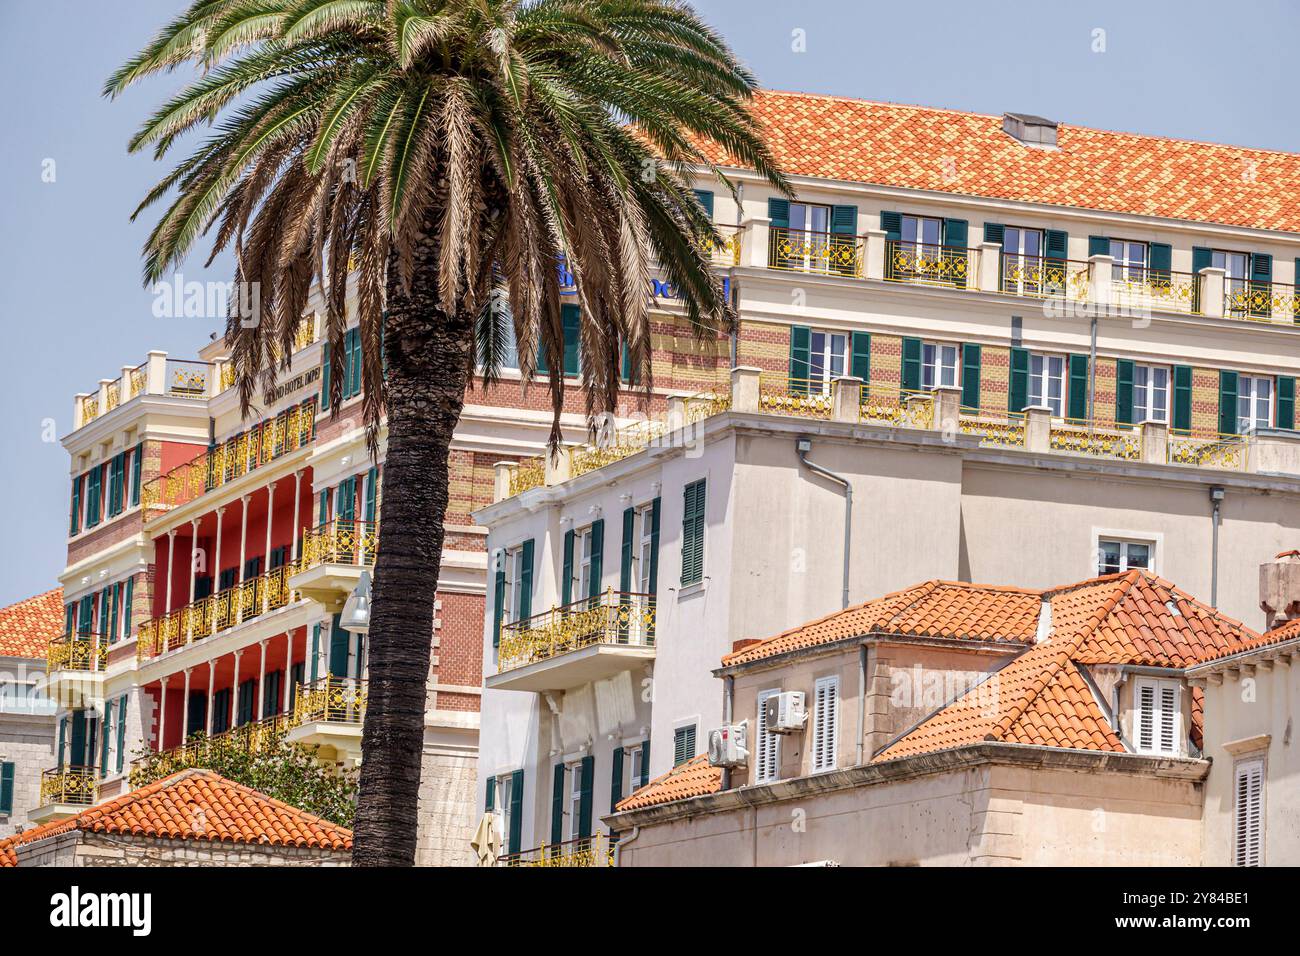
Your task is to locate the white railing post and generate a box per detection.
[494,461,514,502]
[864,229,887,281]
[1140,419,1168,465]
[730,366,761,413]
[831,376,862,422]
[930,385,963,432]
[146,350,168,394]
[745,217,771,269]
[1024,405,1052,453]
[1200,266,1226,319]
[1088,254,1115,309]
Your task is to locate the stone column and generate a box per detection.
[864,229,887,281]
[1200,266,1226,319]
[282,631,295,715]
[158,677,168,752]
[214,506,225,590]
[188,519,201,604]
[977,241,1003,293]
[164,530,177,614]
[290,471,303,562]
[730,366,761,413]
[493,462,514,502]
[544,448,572,486]
[930,385,963,432]
[832,376,862,423]
[206,662,216,735]
[181,668,192,740]
[1025,405,1052,453]
[238,494,250,583]
[1140,419,1168,465]
[1088,254,1115,310]
[745,216,771,269]
[231,649,243,728]
[145,350,168,394]
[257,639,268,722]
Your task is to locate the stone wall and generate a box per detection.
[16,830,350,866]
[0,709,56,838]
[414,714,479,867]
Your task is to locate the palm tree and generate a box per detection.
[109,0,788,865]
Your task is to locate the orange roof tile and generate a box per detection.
[1188,614,1300,665]
[0,587,63,659]
[701,91,1300,234]
[0,769,351,866]
[615,755,721,813]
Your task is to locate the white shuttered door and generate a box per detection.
[1234,759,1264,867]
[812,676,839,772]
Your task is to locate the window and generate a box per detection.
[921,342,960,390]
[1213,249,1250,304]
[1134,678,1180,756]
[1237,376,1272,432]
[1098,538,1153,575]
[807,330,847,394]
[672,725,696,767]
[1001,226,1043,295]
[1109,239,1147,282]
[635,505,656,594]
[577,526,596,603]
[1234,758,1264,867]
[503,546,525,624]
[627,745,644,792]
[900,214,942,250]
[0,761,12,815]
[680,479,706,587]
[811,676,840,773]
[788,202,832,271]
[495,773,514,847]
[567,764,583,840]
[1028,353,1066,417]
[1133,364,1169,424]
[755,689,781,783]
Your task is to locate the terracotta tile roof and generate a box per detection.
[0,587,63,659]
[721,581,1039,666]
[0,769,351,866]
[615,755,721,813]
[701,91,1300,234]
[1187,614,1300,666]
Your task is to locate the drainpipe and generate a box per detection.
[1210,486,1225,607]
[796,438,851,609]
[856,643,868,765]
[721,674,734,791]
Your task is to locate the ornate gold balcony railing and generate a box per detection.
[1111,267,1202,315]
[709,226,742,266]
[1000,254,1089,301]
[129,713,292,788]
[136,563,300,662]
[759,374,833,419]
[298,518,378,571]
[768,227,861,277]
[79,394,100,423]
[684,390,731,424]
[128,363,147,399]
[499,833,617,867]
[886,240,973,289]
[570,419,671,480]
[218,319,318,392]
[1168,432,1246,471]
[508,457,546,496]
[859,384,934,429]
[958,410,1027,448]
[40,766,97,807]
[498,590,656,673]
[140,397,317,521]
[1225,280,1300,324]
[1049,420,1141,461]
[292,676,366,726]
[47,630,110,673]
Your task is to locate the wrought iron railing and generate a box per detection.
[1168,432,1247,471]
[128,713,293,788]
[40,766,97,806]
[958,410,1027,448]
[47,630,110,673]
[497,590,656,673]
[508,457,545,496]
[886,240,973,289]
[570,420,671,479]
[1000,254,1089,301]
[859,384,935,429]
[1048,419,1141,461]
[768,227,861,276]
[1111,267,1202,315]
[292,676,366,726]
[709,225,742,267]
[759,374,834,419]
[499,833,617,867]
[1225,280,1300,323]
[298,518,378,571]
[140,398,317,520]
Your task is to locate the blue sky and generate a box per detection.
[0,0,1296,606]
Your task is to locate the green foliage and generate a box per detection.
[131,728,359,828]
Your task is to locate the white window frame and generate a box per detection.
[1097,537,1155,576]
[811,676,840,773]
[1001,226,1044,296]
[1213,249,1250,303]
[502,546,525,624]
[495,773,513,845]
[1028,352,1067,418]
[566,762,583,841]
[755,688,781,784]
[1133,677,1182,756]
[921,342,960,391]
[634,506,655,594]
[901,214,942,251]
[575,525,595,604]
[625,743,645,797]
[807,329,848,394]
[1234,757,1264,867]
[1237,375,1272,433]
[788,202,832,272]
[1109,239,1147,282]
[1132,364,1170,424]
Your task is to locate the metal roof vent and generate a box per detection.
[1002,112,1058,149]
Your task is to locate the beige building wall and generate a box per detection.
[14,830,350,867]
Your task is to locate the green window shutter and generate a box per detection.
[364,466,378,522]
[789,325,811,393]
[1116,359,1135,426]
[561,304,581,377]
[901,337,922,392]
[982,222,1004,245]
[237,679,255,726]
[1251,253,1273,282]
[320,342,331,410]
[961,344,981,410]
[518,540,534,620]
[767,198,790,229]
[881,211,902,241]
[588,519,604,599]
[692,189,714,218]
[64,604,73,634]
[551,763,564,844]
[116,696,127,773]
[1088,236,1111,257]
[1068,354,1089,421]
[484,777,496,813]
[70,710,87,767]
[78,595,93,634]
[1009,348,1030,413]
[1149,243,1172,274]
[508,769,524,855]
[86,466,102,527]
[492,565,506,647]
[1044,229,1068,262]
[1173,365,1193,432]
[57,717,66,769]
[561,529,575,606]
[681,479,706,587]
[100,703,111,774]
[577,755,594,839]
[830,205,858,236]
[319,490,328,524]
[70,475,81,535]
[131,443,143,505]
[942,218,968,248]
[610,746,624,809]
[337,476,356,522]
[1191,247,1213,274]
[345,328,363,398]
[122,576,133,637]
[1219,371,1239,436]
[850,332,870,382]
[639,740,651,786]
[1249,254,1274,318]
[1278,376,1296,430]
[108,583,120,644]
[328,615,349,677]
[0,762,14,814]
[619,508,635,593]
[647,498,661,596]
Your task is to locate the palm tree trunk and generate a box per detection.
[351,228,474,866]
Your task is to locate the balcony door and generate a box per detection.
[788,202,831,272]
[1001,227,1043,296]
[807,330,847,395]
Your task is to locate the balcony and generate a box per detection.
[285,676,366,764]
[768,227,862,277]
[129,713,292,788]
[288,519,378,611]
[30,767,97,823]
[886,240,974,290]
[139,397,318,523]
[46,630,109,673]
[73,354,214,432]
[498,833,616,867]
[137,563,300,662]
[488,590,656,694]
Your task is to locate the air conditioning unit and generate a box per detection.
[708,722,748,768]
[764,691,807,734]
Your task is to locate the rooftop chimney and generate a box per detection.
[1260,550,1300,629]
[1002,112,1058,149]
